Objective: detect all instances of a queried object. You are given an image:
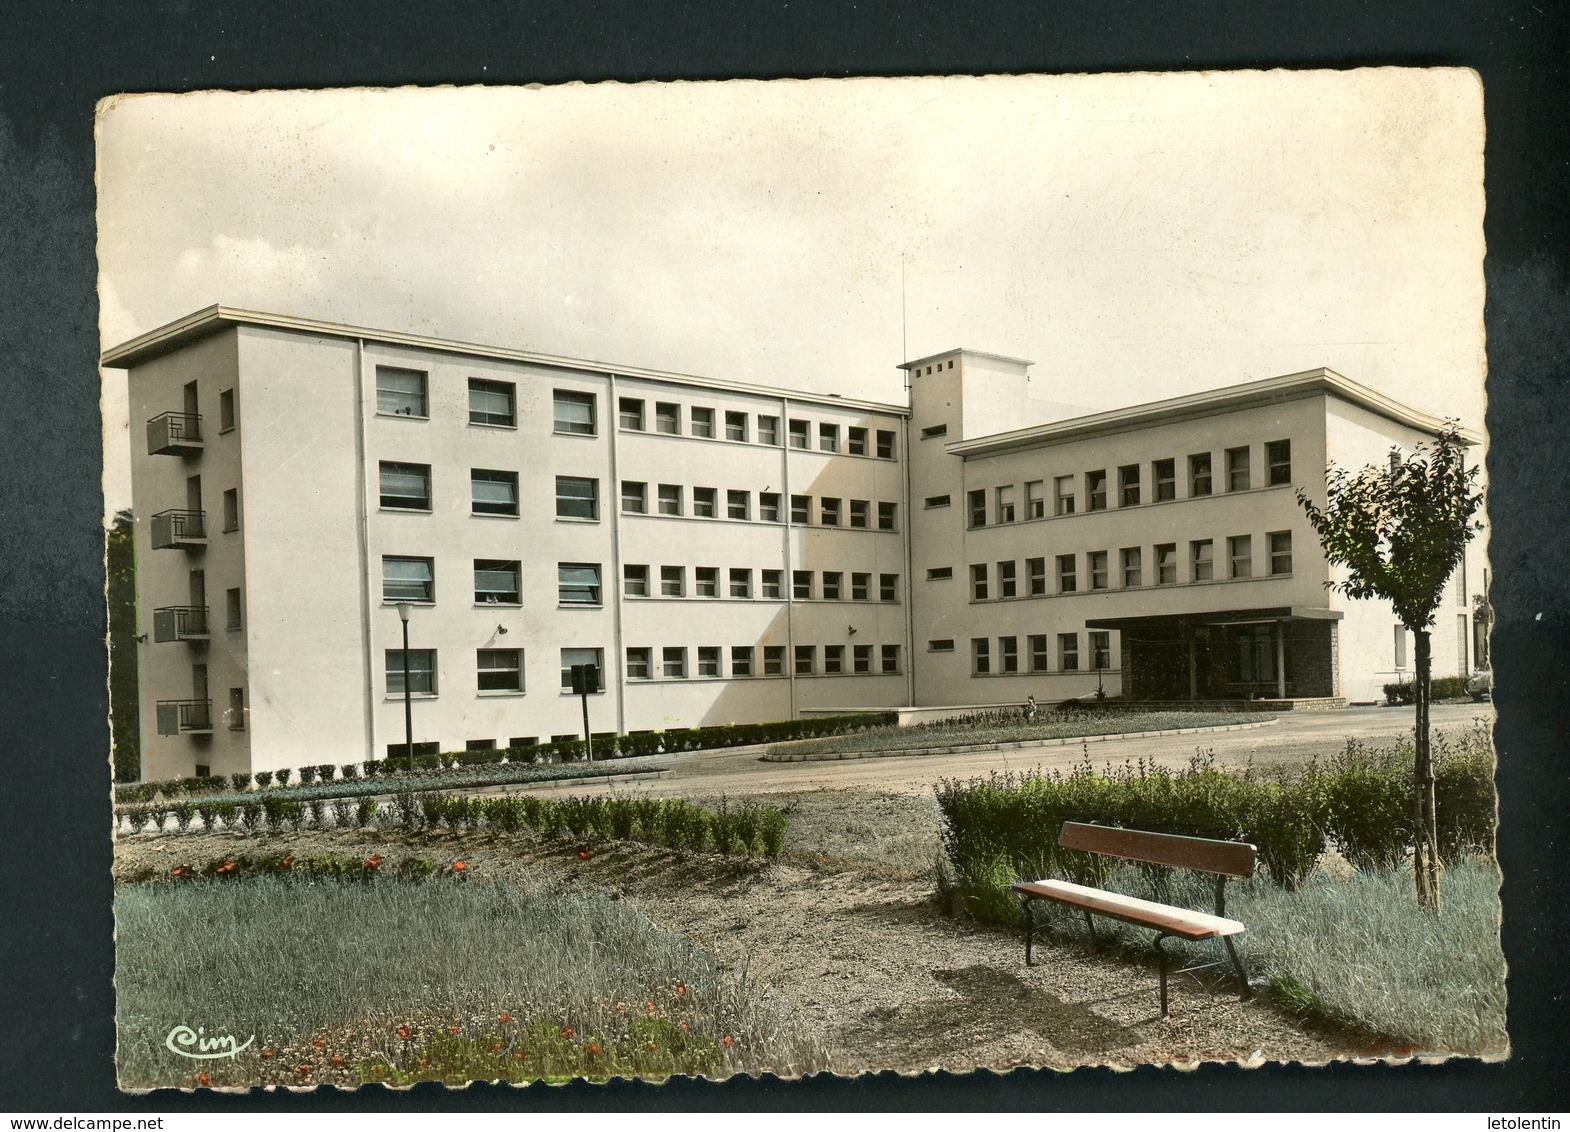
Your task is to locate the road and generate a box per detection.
[543,701,1493,800]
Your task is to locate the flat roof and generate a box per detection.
[101,305,910,417]
[899,347,1035,371]
[945,367,1477,458]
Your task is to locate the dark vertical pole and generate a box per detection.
[581,685,593,762]
[402,618,414,775]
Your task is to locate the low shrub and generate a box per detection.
[230,773,251,792]
[332,798,355,830]
[355,797,378,829]
[173,802,197,832]
[1384,676,1471,705]
[315,763,336,782]
[340,763,360,780]
[275,768,293,787]
[254,771,274,789]
[298,766,318,786]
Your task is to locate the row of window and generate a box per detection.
[375,366,903,462]
[947,632,1114,675]
[385,642,904,695]
[621,481,898,529]
[946,532,1294,600]
[962,440,1293,528]
[383,556,904,605]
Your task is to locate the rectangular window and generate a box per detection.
[999,636,1019,674]
[655,402,680,434]
[927,566,954,580]
[757,492,780,522]
[971,564,989,601]
[1228,535,1253,579]
[621,481,647,514]
[660,566,685,597]
[1156,543,1177,585]
[624,564,649,596]
[219,388,236,432]
[794,645,816,675]
[878,502,897,531]
[1121,547,1142,588]
[725,411,748,442]
[731,646,754,677]
[998,560,1017,598]
[1269,530,1294,575]
[757,415,779,446]
[819,423,840,452]
[1267,439,1292,486]
[1052,475,1077,517]
[1154,458,1176,501]
[881,644,901,674]
[474,559,521,605]
[824,645,845,674]
[790,494,811,525]
[663,647,687,679]
[384,556,435,602]
[386,648,436,695]
[1226,446,1251,492]
[692,487,717,518]
[558,563,601,605]
[793,570,813,600]
[761,570,783,599]
[1119,464,1141,507]
[1029,634,1049,673]
[968,489,987,528]
[1057,554,1078,593]
[377,366,427,417]
[851,572,870,601]
[847,426,868,455]
[226,587,243,630]
[762,645,785,676]
[555,476,599,520]
[695,567,719,597]
[995,486,1016,523]
[471,469,519,516]
[1089,551,1109,590]
[854,644,873,673]
[1026,557,1046,596]
[1192,539,1215,582]
[789,419,810,449]
[820,497,841,526]
[658,484,683,516]
[972,637,991,675]
[625,647,651,679]
[619,397,645,431]
[1026,479,1046,519]
[928,639,955,653]
[1190,453,1213,496]
[222,488,239,532]
[553,390,596,435]
[477,648,522,693]
[822,571,843,600]
[876,430,896,459]
[469,378,515,427]
[850,499,870,528]
[924,494,951,510]
[229,687,245,730]
[1059,633,1079,671]
[379,461,431,510]
[920,423,948,440]
[1090,631,1111,671]
[697,646,721,677]
[880,574,898,602]
[729,568,752,598]
[1087,470,1107,511]
[690,407,715,438]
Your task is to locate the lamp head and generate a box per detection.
[395,602,412,624]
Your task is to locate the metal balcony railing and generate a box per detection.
[147,412,204,456]
[152,606,210,643]
[155,699,213,735]
[150,509,207,550]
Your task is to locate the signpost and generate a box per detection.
[570,663,599,760]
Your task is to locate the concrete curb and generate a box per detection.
[760,717,1281,762]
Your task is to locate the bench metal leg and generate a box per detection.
[1019,897,1035,966]
[1223,935,1253,1000]
[1154,932,1174,1017]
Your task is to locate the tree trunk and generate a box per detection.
[1412,627,1443,910]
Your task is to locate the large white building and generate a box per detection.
[105,307,1483,780]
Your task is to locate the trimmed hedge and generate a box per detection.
[1384,676,1472,705]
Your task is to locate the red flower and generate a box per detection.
[576,846,593,859]
[312,1038,325,1050]
[645,1001,656,1014]
[452,859,466,872]
[587,1042,601,1056]
[296,1063,312,1076]
[261,1049,275,1059]
[171,866,188,877]
[674,982,687,996]
[514,1050,529,1062]
[196,1072,211,1087]
[645,1041,657,1052]
[215,859,237,876]
[560,1025,575,1039]
[498,1012,512,1023]
[679,1023,689,1032]
[615,1002,627,1014]
[722,1036,735,1049]
[364,854,383,871]
[396,1025,411,1041]
[447,1025,460,1035]
[279,855,294,869]
[492,1041,504,1052]
[330,1054,344,1068]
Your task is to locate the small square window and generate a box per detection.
[470,378,515,427]
[819,423,840,452]
[790,494,811,525]
[793,570,813,600]
[655,402,681,434]
[663,647,687,679]
[822,571,842,600]
[553,389,596,435]
[558,562,602,605]
[472,469,519,516]
[477,648,523,693]
[727,490,750,520]
[555,476,599,520]
[377,367,427,417]
[761,570,783,599]
[824,645,845,674]
[729,568,752,598]
[759,492,781,522]
[660,566,685,597]
[881,644,900,674]
[876,429,896,459]
[763,645,785,675]
[851,572,870,601]
[789,419,810,449]
[850,499,870,528]
[693,487,717,518]
[847,426,868,455]
[658,484,683,516]
[384,556,434,602]
[621,481,647,514]
[697,646,721,677]
[624,564,649,596]
[854,644,873,673]
[725,411,748,442]
[880,573,898,602]
[695,567,719,597]
[691,407,715,439]
[794,645,816,675]
[559,648,604,692]
[619,397,645,430]
[387,648,437,695]
[820,497,841,526]
[731,646,754,676]
[757,415,780,445]
[380,462,431,510]
[878,502,897,531]
[626,647,652,679]
[475,559,521,605]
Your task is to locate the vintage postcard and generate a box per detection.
[98,69,1500,1091]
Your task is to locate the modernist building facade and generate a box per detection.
[106,308,1483,780]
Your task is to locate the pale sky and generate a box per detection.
[97,69,1486,518]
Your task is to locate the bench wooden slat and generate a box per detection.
[1013,878,1246,940]
[1058,822,1256,877]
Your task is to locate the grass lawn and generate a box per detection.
[771,709,1271,758]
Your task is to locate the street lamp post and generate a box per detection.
[396,602,414,775]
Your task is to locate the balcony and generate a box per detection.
[147,412,204,457]
[155,699,213,736]
[152,606,210,643]
[150,509,207,550]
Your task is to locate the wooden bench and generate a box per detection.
[1011,822,1257,1016]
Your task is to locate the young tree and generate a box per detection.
[1298,425,1484,909]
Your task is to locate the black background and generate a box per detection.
[1,0,1566,1112]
